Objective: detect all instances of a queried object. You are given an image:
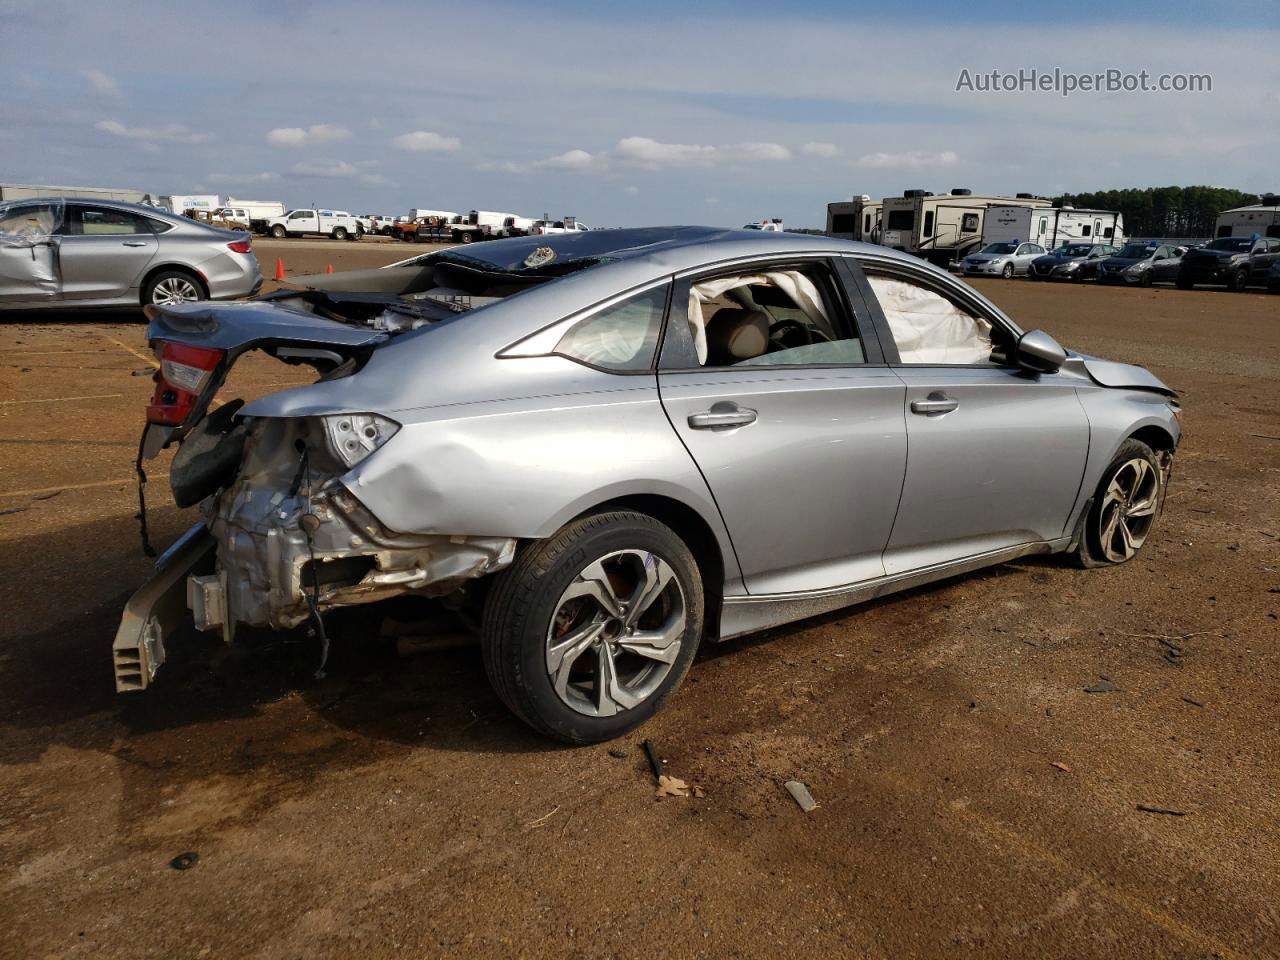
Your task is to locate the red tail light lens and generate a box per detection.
[227,239,252,254]
[147,342,225,426]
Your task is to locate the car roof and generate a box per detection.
[425,225,922,275]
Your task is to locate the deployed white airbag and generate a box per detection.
[868,276,992,364]
[688,271,828,365]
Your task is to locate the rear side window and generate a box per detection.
[64,206,154,236]
[922,211,934,238]
[555,284,668,371]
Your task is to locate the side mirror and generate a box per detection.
[1015,329,1067,374]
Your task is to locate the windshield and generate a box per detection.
[1059,244,1093,257]
[1118,244,1155,258]
[979,243,1016,255]
[1207,237,1252,252]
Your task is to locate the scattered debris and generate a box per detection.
[656,775,690,798]
[169,852,199,871]
[523,805,560,828]
[31,490,61,501]
[0,507,29,517]
[784,780,818,813]
[1249,433,1280,441]
[1084,679,1119,693]
[692,785,706,799]
[642,739,664,780]
[1136,804,1186,817]
[1180,696,1205,708]
[608,748,627,759]
[1050,761,1072,773]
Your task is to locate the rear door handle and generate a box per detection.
[688,406,758,430]
[910,392,959,416]
[121,241,148,247]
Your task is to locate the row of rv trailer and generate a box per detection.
[826,189,1280,266]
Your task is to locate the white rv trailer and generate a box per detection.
[825,195,882,242]
[1214,195,1280,239]
[878,189,1052,265]
[982,205,1125,250]
[409,208,458,221]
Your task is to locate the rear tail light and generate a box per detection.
[319,413,400,467]
[147,342,225,426]
[227,239,252,254]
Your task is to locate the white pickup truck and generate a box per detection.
[265,209,363,240]
[529,217,591,236]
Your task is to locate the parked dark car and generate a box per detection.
[1176,236,1256,289]
[1269,261,1280,294]
[1029,243,1119,281]
[1233,237,1280,290]
[1095,243,1185,286]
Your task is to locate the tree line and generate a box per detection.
[1053,186,1264,238]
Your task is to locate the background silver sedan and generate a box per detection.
[117,227,1181,743]
[0,197,261,309]
[961,241,1047,278]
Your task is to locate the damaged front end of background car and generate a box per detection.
[113,291,516,691]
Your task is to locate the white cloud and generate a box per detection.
[290,159,389,185]
[623,185,639,195]
[704,196,720,204]
[82,69,120,98]
[856,149,959,168]
[207,172,279,185]
[736,141,790,161]
[614,136,719,169]
[267,124,351,147]
[539,148,596,170]
[95,119,209,144]
[391,130,461,152]
[802,141,839,158]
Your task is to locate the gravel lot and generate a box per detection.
[1,238,1277,959]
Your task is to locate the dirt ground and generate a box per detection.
[1,238,1277,959]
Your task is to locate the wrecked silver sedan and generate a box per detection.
[115,227,1180,742]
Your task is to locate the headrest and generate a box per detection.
[705,307,769,363]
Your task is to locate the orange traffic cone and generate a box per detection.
[326,263,334,274]
[273,258,286,281]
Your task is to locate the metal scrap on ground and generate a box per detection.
[785,780,818,812]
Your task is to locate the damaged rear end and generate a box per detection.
[113,293,515,691]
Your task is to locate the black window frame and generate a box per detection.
[657,256,886,373]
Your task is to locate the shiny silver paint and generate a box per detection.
[0,198,260,309]
[128,229,1180,680]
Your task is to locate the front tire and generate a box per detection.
[1075,439,1164,568]
[481,512,704,743]
[1227,269,1248,292]
[1001,263,1014,279]
[270,225,287,239]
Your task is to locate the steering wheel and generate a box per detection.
[769,319,813,349]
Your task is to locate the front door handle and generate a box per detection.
[688,405,758,430]
[910,392,959,416]
[121,241,149,247]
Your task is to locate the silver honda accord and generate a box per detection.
[0,197,261,309]
[115,227,1180,742]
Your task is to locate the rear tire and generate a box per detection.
[332,226,348,241]
[1074,439,1164,568]
[481,511,704,743]
[141,270,205,307]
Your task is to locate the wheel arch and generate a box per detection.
[1128,423,1176,454]
[139,263,209,299]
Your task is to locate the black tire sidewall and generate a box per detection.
[483,513,704,743]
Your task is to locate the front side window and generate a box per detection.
[555,284,668,371]
[64,205,152,236]
[290,210,311,220]
[0,202,61,242]
[687,264,862,368]
[864,271,997,365]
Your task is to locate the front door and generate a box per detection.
[57,203,159,301]
[0,201,62,303]
[856,260,1090,574]
[658,257,906,596]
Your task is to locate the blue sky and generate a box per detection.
[2,0,1276,226]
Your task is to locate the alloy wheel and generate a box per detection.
[1097,458,1160,562]
[545,549,687,717]
[151,277,201,305]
